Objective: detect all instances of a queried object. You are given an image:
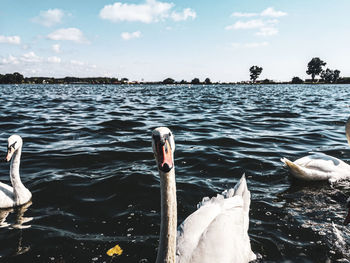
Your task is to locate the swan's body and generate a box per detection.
[281,153,350,183]
[152,127,255,263]
[0,135,32,208]
[176,175,256,263]
[281,117,350,183]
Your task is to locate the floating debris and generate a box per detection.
[106,244,123,257]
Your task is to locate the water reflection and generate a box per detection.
[0,202,33,229]
[0,202,32,257]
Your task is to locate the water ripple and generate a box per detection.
[1,84,350,262]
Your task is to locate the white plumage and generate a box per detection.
[0,135,32,208]
[281,153,350,183]
[281,117,350,183]
[152,127,256,263]
[176,175,256,263]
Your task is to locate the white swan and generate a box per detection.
[281,117,350,183]
[0,135,32,208]
[152,127,256,263]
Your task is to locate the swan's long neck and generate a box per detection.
[156,168,177,263]
[346,117,350,145]
[10,146,26,202]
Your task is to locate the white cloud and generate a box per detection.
[261,7,287,17]
[70,59,85,66]
[99,0,173,23]
[32,9,65,27]
[52,44,61,53]
[1,53,45,65]
[47,28,88,43]
[99,0,196,23]
[230,7,286,18]
[171,8,196,21]
[21,52,42,63]
[0,52,105,77]
[256,27,278,36]
[1,55,19,65]
[121,31,142,40]
[0,35,21,45]
[231,12,257,17]
[48,56,61,63]
[226,19,264,30]
[226,12,282,37]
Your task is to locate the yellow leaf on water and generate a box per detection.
[107,244,123,257]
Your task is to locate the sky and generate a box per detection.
[1,0,350,82]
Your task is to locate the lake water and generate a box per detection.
[1,84,350,262]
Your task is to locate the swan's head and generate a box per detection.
[5,135,22,162]
[152,127,175,173]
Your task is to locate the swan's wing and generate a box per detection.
[187,206,254,263]
[281,154,350,181]
[0,182,15,208]
[176,175,255,263]
[296,153,347,170]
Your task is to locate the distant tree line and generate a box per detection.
[0,72,24,84]
[2,57,350,85]
[0,72,130,84]
[305,57,341,83]
[162,77,212,85]
[248,57,347,84]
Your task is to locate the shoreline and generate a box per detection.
[1,72,350,85]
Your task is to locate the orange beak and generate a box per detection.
[157,139,173,172]
[5,147,15,162]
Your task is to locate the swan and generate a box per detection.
[152,127,256,263]
[0,135,32,208]
[281,117,350,183]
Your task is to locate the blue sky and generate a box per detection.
[1,0,350,82]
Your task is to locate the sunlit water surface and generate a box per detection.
[1,84,350,262]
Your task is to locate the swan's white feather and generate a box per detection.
[281,153,350,182]
[0,182,15,208]
[0,181,31,208]
[1,135,32,208]
[176,175,256,263]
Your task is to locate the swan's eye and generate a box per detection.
[153,134,160,141]
[168,132,171,137]
[9,141,17,149]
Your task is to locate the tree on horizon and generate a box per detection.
[291,76,304,84]
[306,57,326,82]
[249,66,263,83]
[333,69,341,83]
[191,78,200,84]
[320,68,341,83]
[204,78,211,84]
[163,78,175,84]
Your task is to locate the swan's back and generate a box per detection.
[176,175,256,263]
[281,153,350,182]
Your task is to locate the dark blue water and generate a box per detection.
[1,84,350,262]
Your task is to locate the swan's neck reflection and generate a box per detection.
[0,201,33,229]
[0,202,33,256]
